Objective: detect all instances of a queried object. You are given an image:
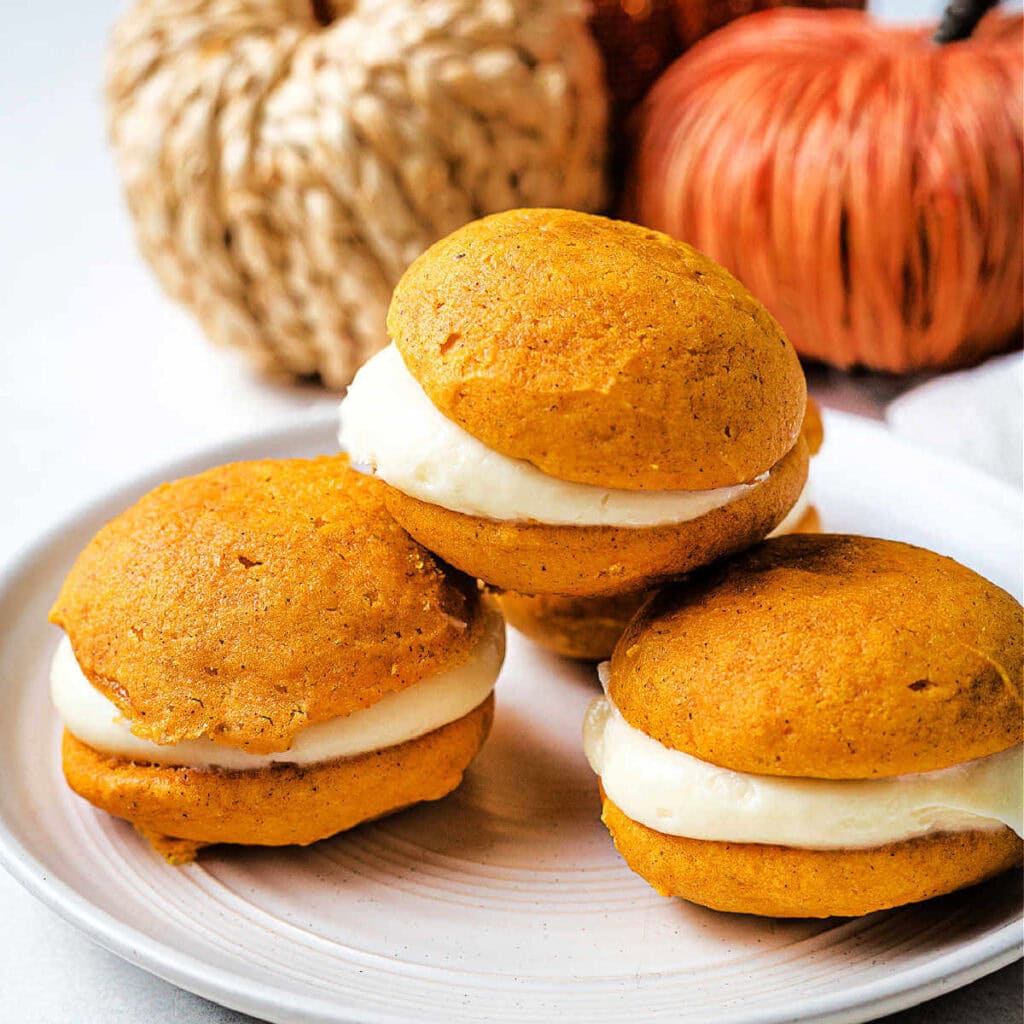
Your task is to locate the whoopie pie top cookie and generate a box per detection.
[385,208,806,492]
[608,534,1023,779]
[341,209,810,596]
[50,455,485,756]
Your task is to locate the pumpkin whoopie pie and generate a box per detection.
[584,534,1023,918]
[340,208,809,598]
[49,456,502,863]
[499,399,824,660]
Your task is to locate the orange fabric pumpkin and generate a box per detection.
[625,8,1023,372]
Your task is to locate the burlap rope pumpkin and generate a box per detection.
[106,0,609,388]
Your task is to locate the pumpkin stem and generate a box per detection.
[310,0,334,27]
[933,0,1000,43]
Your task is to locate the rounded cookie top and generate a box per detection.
[388,209,806,492]
[50,456,483,755]
[609,535,1023,778]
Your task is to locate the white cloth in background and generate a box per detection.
[886,352,1023,488]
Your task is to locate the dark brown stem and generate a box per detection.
[933,0,1000,43]
[310,0,334,27]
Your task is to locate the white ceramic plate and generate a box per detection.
[0,411,1020,1024]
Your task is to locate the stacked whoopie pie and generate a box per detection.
[586,536,1023,917]
[341,208,810,599]
[50,456,502,862]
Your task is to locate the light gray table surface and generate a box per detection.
[1,1,1020,1021]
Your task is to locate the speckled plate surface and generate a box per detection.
[0,412,1020,1024]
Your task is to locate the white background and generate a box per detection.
[0,1,1019,1021]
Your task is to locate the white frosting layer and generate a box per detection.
[51,610,504,771]
[339,344,770,527]
[583,694,1023,850]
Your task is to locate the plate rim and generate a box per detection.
[0,410,1020,1024]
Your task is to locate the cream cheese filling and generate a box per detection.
[583,691,1023,850]
[51,610,504,771]
[339,344,776,527]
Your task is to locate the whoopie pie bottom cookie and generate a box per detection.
[497,505,821,661]
[600,790,1021,918]
[383,435,808,598]
[60,700,493,863]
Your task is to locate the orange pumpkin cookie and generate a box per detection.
[497,502,819,661]
[498,589,652,663]
[383,438,808,597]
[49,455,503,861]
[341,209,809,597]
[600,794,1022,918]
[499,400,824,659]
[584,535,1023,917]
[61,700,493,857]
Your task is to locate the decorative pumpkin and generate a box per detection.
[625,3,1023,372]
[107,0,608,388]
[588,0,864,122]
[669,0,865,47]
[588,0,680,118]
